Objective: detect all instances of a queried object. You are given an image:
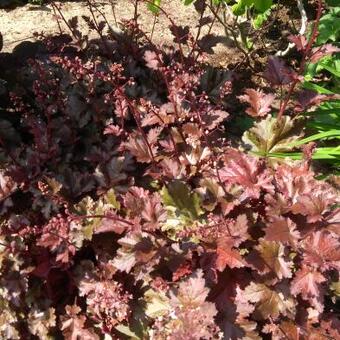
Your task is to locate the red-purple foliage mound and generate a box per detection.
[0,11,339,340]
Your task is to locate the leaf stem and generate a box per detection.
[277,0,323,119]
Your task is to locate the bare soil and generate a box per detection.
[0,0,241,66]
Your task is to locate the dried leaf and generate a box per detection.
[144,289,171,318]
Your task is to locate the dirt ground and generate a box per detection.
[0,0,240,66]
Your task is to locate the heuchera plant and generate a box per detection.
[0,0,339,338]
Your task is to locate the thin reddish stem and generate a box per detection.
[277,0,323,119]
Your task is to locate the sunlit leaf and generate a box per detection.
[243,115,304,154]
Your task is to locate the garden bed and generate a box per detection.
[0,0,339,339]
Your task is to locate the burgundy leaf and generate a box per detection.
[201,109,229,130]
[238,89,274,117]
[256,240,293,279]
[61,305,99,340]
[141,103,175,127]
[302,231,340,272]
[215,245,245,271]
[37,217,77,265]
[220,149,274,200]
[291,189,337,223]
[144,50,162,70]
[288,35,307,51]
[194,0,207,14]
[264,56,296,86]
[169,24,189,44]
[123,132,157,163]
[103,124,123,136]
[326,208,340,235]
[141,193,166,231]
[124,186,149,216]
[265,217,300,247]
[159,158,185,179]
[291,266,326,310]
[321,316,340,340]
[114,92,129,119]
[94,214,128,235]
[0,171,17,201]
[147,126,162,145]
[243,282,294,319]
[310,44,340,63]
[229,214,250,247]
[172,262,192,282]
[295,89,335,112]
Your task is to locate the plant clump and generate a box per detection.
[0,0,339,339]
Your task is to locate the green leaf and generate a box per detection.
[144,289,170,318]
[253,0,272,13]
[319,61,340,78]
[259,147,340,160]
[316,146,340,155]
[253,12,268,28]
[115,325,141,340]
[243,0,255,6]
[73,189,121,239]
[303,81,335,94]
[233,115,254,132]
[326,0,340,6]
[148,0,161,14]
[308,121,340,131]
[212,0,225,5]
[161,180,203,221]
[242,115,304,154]
[317,7,340,44]
[330,281,340,297]
[232,0,246,15]
[245,37,254,50]
[321,100,340,109]
[309,108,340,118]
[253,5,274,28]
[286,130,340,147]
[184,0,195,5]
[105,189,121,210]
